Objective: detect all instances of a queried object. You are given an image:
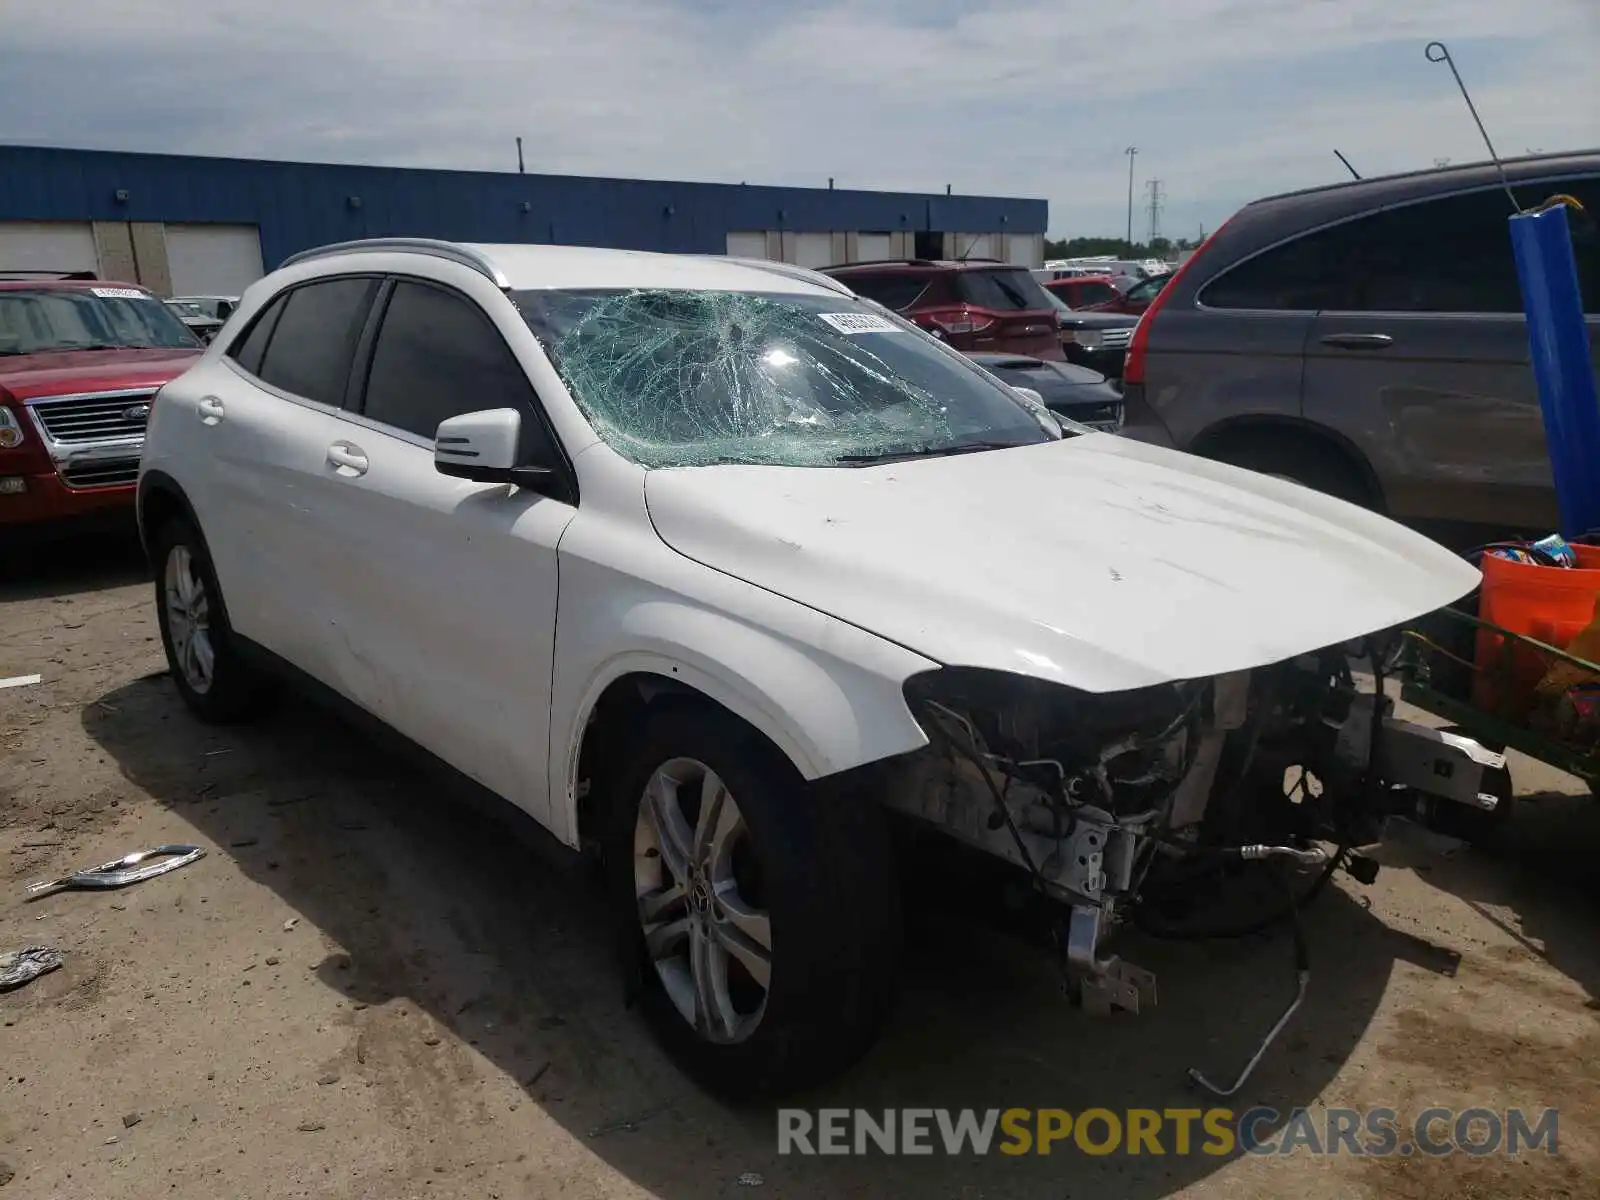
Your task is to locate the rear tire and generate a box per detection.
[152,516,274,723]
[1204,431,1375,509]
[602,705,901,1099]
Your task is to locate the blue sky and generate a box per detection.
[3,0,1595,238]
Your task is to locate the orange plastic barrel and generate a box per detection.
[1473,544,1600,715]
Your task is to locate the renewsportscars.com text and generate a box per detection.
[777,1106,1559,1158]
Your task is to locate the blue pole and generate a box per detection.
[1508,202,1600,538]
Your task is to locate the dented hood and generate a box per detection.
[644,434,1480,692]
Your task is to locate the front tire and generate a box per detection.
[603,706,901,1099]
[152,517,273,723]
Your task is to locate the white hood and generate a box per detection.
[644,434,1480,692]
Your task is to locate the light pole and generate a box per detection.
[1124,146,1138,251]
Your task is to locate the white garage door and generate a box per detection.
[165,224,264,297]
[857,233,892,261]
[1007,234,1042,268]
[791,233,834,269]
[725,231,769,259]
[0,222,98,274]
[957,233,994,261]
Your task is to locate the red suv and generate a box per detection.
[1082,272,1171,316]
[823,260,1063,360]
[1,274,203,536]
[1043,274,1121,310]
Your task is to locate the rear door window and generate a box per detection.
[226,294,287,376]
[956,268,1054,311]
[1203,187,1538,313]
[838,272,930,311]
[255,277,378,406]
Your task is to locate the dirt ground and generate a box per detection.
[3,530,1598,1200]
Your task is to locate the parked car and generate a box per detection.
[140,238,1481,1098]
[822,259,1063,360]
[1084,272,1171,316]
[968,352,1123,431]
[1120,152,1600,533]
[1,274,203,535]
[164,300,227,343]
[170,295,241,322]
[1054,306,1140,378]
[1043,274,1121,310]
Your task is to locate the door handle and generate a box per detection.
[1319,332,1394,350]
[197,396,225,424]
[327,442,369,476]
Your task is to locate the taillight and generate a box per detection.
[1123,221,1227,386]
[917,307,997,336]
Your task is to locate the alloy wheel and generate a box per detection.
[633,757,772,1044]
[164,544,215,695]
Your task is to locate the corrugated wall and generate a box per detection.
[0,146,1047,270]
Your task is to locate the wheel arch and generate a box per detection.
[136,470,205,562]
[557,631,933,850]
[1187,414,1387,512]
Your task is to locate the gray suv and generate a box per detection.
[1121,151,1600,535]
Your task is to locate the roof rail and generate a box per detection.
[278,238,509,288]
[823,258,936,270]
[721,257,857,297]
[0,269,99,280]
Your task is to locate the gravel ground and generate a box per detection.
[2,530,1598,1199]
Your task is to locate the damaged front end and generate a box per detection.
[891,644,1503,1019]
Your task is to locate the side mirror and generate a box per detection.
[1010,386,1063,438]
[434,408,554,489]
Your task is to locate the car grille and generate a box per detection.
[28,390,155,444]
[61,458,141,489]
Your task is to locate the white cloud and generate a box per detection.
[2,0,1595,235]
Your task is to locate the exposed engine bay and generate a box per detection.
[890,642,1505,1092]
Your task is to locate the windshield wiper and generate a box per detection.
[835,439,1031,465]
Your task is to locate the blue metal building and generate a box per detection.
[0,145,1047,296]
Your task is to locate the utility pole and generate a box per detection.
[515,137,525,174]
[1145,178,1165,246]
[1124,147,1138,250]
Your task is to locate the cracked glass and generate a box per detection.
[513,288,1062,468]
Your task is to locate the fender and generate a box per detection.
[548,597,938,847]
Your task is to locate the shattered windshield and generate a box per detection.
[513,289,1057,468]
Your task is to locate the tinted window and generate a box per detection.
[955,268,1054,311]
[1561,177,1600,314]
[1124,276,1168,304]
[1204,188,1530,312]
[362,281,539,441]
[841,272,931,311]
[226,295,286,376]
[256,278,376,405]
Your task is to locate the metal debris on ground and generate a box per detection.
[737,1172,765,1187]
[587,1103,667,1138]
[24,845,205,900]
[282,917,299,932]
[0,674,41,690]
[0,946,63,992]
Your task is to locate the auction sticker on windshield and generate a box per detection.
[818,312,902,335]
[90,287,149,300]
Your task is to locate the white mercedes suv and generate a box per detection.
[138,238,1483,1097]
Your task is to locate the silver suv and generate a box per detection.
[1120,152,1600,534]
